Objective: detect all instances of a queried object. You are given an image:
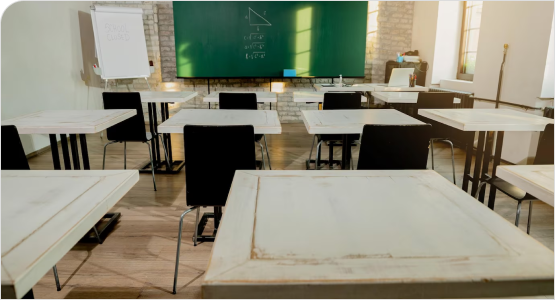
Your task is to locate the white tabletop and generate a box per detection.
[372,92,461,104]
[497,165,554,206]
[202,170,554,298]
[293,91,367,103]
[371,84,429,92]
[418,109,554,132]
[139,91,197,103]
[157,109,282,134]
[1,110,136,134]
[313,83,375,92]
[301,109,425,134]
[203,92,277,103]
[1,170,139,299]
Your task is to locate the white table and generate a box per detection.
[372,91,461,104]
[313,83,375,92]
[418,109,554,207]
[1,110,136,170]
[139,92,198,174]
[301,109,424,169]
[204,92,277,110]
[203,170,554,298]
[497,165,554,206]
[371,84,429,92]
[139,91,197,103]
[157,109,282,134]
[1,170,139,299]
[293,91,367,104]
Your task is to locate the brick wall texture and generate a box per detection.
[92,1,414,122]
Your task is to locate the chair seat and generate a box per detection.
[255,134,263,142]
[489,178,537,201]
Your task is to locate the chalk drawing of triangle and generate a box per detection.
[249,7,271,26]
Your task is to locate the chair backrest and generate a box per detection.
[102,92,148,142]
[1,125,30,170]
[184,125,256,206]
[416,92,456,110]
[219,93,258,110]
[415,92,456,138]
[357,124,432,170]
[534,123,554,165]
[323,93,361,110]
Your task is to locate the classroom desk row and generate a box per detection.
[4,167,553,298]
[2,105,554,298]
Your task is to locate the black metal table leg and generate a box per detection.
[341,134,351,170]
[69,134,81,170]
[151,103,161,164]
[165,103,173,164]
[462,131,475,192]
[49,134,61,170]
[470,131,486,196]
[145,103,158,170]
[140,102,184,174]
[60,134,72,170]
[488,131,504,210]
[329,142,334,169]
[79,134,90,170]
[478,131,495,203]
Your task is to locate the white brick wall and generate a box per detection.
[93,1,415,122]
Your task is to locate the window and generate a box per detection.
[458,1,483,81]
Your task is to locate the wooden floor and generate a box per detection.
[29,123,553,299]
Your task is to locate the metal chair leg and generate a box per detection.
[123,141,127,170]
[444,139,456,184]
[53,265,61,291]
[307,135,317,170]
[349,147,355,170]
[145,141,157,191]
[102,141,117,170]
[430,139,435,170]
[257,141,266,170]
[474,181,487,199]
[263,135,272,170]
[194,208,200,246]
[173,207,197,295]
[92,225,103,244]
[527,201,533,235]
[315,140,324,170]
[515,201,522,227]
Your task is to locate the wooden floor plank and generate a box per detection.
[29,123,553,299]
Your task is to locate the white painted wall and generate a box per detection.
[540,16,554,99]
[411,1,439,87]
[431,1,463,84]
[473,1,553,107]
[1,1,103,154]
[471,1,553,164]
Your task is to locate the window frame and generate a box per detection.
[457,1,482,81]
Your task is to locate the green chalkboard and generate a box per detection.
[173,1,367,78]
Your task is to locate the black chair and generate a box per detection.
[307,92,362,170]
[475,124,554,234]
[416,92,457,184]
[102,92,168,191]
[1,125,62,292]
[357,124,432,170]
[219,92,272,169]
[173,125,256,294]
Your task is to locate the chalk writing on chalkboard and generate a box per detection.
[246,52,266,60]
[248,8,271,26]
[105,23,130,41]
